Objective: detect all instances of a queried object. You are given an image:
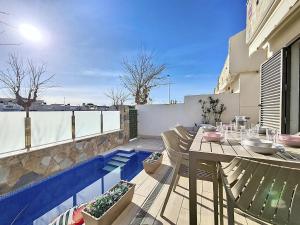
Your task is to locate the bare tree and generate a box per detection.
[0,54,54,116]
[105,88,130,109]
[121,50,166,104]
[0,11,21,46]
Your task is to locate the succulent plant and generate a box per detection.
[84,181,131,218]
[144,152,162,163]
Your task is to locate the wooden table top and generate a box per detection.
[189,129,300,168]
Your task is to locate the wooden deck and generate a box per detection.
[112,155,265,225]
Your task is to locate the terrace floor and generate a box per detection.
[112,153,266,225]
[115,137,164,152]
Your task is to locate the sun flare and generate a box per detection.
[19,23,42,42]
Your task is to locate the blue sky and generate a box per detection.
[0,0,246,105]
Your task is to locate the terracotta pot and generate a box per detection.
[82,181,135,225]
[143,155,163,174]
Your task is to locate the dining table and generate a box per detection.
[188,129,300,225]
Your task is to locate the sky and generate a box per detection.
[0,0,246,105]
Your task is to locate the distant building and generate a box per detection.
[0,98,109,112]
[0,98,23,111]
[81,103,109,111]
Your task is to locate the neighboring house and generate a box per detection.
[0,98,23,111]
[0,98,109,112]
[246,0,300,134]
[215,30,266,123]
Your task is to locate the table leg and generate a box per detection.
[218,165,224,225]
[189,153,197,225]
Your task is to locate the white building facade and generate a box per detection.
[215,30,266,124]
[247,0,300,134]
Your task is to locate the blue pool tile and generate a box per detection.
[0,150,151,225]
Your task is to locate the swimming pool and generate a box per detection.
[0,150,151,225]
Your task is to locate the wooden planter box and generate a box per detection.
[143,154,163,174]
[82,181,135,225]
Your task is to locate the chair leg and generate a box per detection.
[173,175,180,191]
[227,193,235,225]
[218,174,224,225]
[160,159,181,217]
[213,175,219,225]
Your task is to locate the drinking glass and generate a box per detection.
[266,128,277,143]
[240,125,247,142]
[248,126,259,138]
[224,125,228,140]
[229,122,235,133]
[216,122,222,129]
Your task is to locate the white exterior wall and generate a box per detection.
[239,72,260,124]
[268,8,300,56]
[247,0,300,56]
[231,77,240,93]
[216,30,266,93]
[137,93,240,137]
[229,31,266,74]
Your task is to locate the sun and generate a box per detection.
[19,23,42,42]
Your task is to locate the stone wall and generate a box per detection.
[0,107,130,195]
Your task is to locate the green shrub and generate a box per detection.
[84,181,131,218]
[144,152,162,163]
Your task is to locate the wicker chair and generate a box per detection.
[220,157,300,225]
[174,125,195,141]
[161,130,219,225]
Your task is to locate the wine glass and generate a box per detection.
[240,125,247,142]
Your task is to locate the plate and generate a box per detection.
[242,138,273,148]
[203,132,223,142]
[202,125,217,132]
[279,135,300,148]
[242,139,277,155]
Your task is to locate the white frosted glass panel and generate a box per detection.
[103,167,121,192]
[31,111,72,147]
[76,179,102,205]
[103,111,120,132]
[0,112,25,153]
[75,111,101,138]
[33,197,73,225]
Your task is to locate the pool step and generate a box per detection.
[103,165,118,172]
[112,156,130,163]
[103,152,135,173]
[116,152,136,158]
[107,160,126,167]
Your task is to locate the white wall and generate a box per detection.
[229,30,266,75]
[239,72,260,124]
[137,93,240,137]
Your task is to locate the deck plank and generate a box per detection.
[113,153,263,225]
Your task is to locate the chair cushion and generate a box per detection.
[49,204,86,225]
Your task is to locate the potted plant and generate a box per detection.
[199,97,226,125]
[143,152,163,174]
[82,180,135,225]
[199,99,211,124]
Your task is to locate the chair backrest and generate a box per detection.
[174,125,189,140]
[161,130,188,163]
[222,157,300,225]
[161,130,183,152]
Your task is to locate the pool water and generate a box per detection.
[0,150,151,225]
